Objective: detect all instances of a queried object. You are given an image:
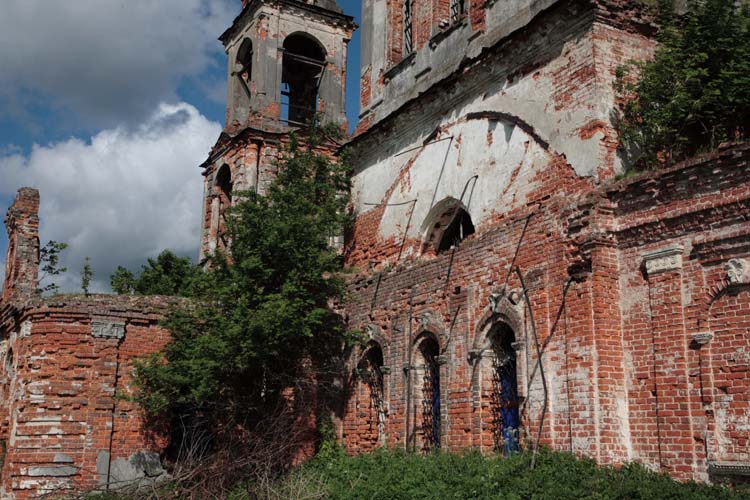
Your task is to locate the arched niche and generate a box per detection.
[483,323,522,455]
[354,341,387,449]
[212,164,233,251]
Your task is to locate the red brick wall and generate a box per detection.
[613,143,750,481]
[0,297,176,499]
[340,143,750,483]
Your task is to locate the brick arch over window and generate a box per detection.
[420,197,475,255]
[281,33,326,125]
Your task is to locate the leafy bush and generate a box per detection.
[616,0,750,169]
[303,448,747,500]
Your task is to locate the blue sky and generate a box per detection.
[0,0,361,292]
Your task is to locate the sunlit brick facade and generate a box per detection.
[340,0,750,484]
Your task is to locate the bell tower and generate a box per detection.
[222,0,355,132]
[199,0,355,261]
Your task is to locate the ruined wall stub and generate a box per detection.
[2,188,40,302]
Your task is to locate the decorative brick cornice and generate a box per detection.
[708,461,750,478]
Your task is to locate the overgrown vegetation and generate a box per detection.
[81,449,750,500]
[133,126,352,418]
[104,125,356,497]
[615,0,750,169]
[110,250,200,296]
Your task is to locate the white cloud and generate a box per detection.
[0,102,220,293]
[0,0,234,129]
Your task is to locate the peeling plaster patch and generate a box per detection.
[91,320,126,340]
[98,451,168,490]
[377,117,549,242]
[27,466,77,477]
[54,453,74,464]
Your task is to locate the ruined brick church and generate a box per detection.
[1,0,749,496]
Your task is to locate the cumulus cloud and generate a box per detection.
[0,0,235,130]
[0,102,221,293]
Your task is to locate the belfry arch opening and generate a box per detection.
[281,34,326,125]
[236,38,253,94]
[356,342,386,448]
[486,323,521,455]
[422,198,476,254]
[414,333,441,451]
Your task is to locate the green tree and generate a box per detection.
[110,250,199,297]
[38,240,68,295]
[81,257,93,296]
[616,0,750,168]
[110,266,136,295]
[133,126,354,421]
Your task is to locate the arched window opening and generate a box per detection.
[281,34,326,125]
[416,335,441,451]
[214,165,233,248]
[236,38,253,94]
[422,198,476,255]
[437,208,475,253]
[488,324,520,455]
[357,343,386,447]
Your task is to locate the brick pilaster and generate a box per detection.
[643,246,696,479]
